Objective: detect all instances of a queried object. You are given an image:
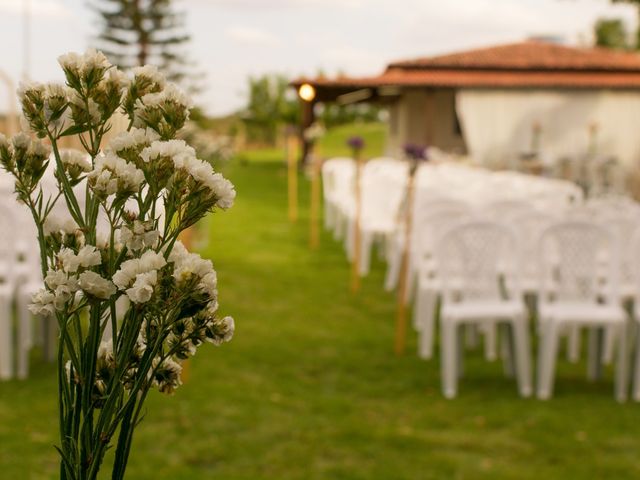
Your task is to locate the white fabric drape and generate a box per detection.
[456,89,640,170]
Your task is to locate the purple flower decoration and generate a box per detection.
[347,136,364,152]
[403,143,428,161]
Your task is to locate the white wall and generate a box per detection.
[456,88,640,171]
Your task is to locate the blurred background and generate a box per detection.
[3,1,640,479]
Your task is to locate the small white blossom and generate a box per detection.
[12,132,30,150]
[131,65,166,89]
[140,139,195,164]
[120,220,159,252]
[60,149,91,173]
[109,127,160,154]
[78,271,116,299]
[125,270,158,304]
[43,215,78,236]
[29,289,56,317]
[88,153,144,196]
[151,356,182,394]
[58,246,101,273]
[113,250,167,289]
[59,49,111,76]
[44,269,79,309]
[208,316,235,346]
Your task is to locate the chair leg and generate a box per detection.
[567,325,580,363]
[483,323,497,362]
[501,323,515,379]
[587,327,604,381]
[632,323,640,401]
[457,324,465,380]
[512,317,533,397]
[602,325,617,366]
[537,322,560,400]
[358,231,373,277]
[16,291,32,380]
[344,219,354,259]
[441,319,458,399]
[0,295,13,380]
[614,323,629,403]
[416,288,437,359]
[384,247,401,292]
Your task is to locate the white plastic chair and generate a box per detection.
[436,220,532,398]
[0,203,17,379]
[345,159,408,276]
[536,221,629,401]
[321,157,355,237]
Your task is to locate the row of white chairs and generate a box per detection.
[321,156,640,400]
[421,217,640,401]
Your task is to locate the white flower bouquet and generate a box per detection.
[0,50,235,479]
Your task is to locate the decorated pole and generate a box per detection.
[394,144,425,355]
[287,133,298,222]
[310,147,321,249]
[304,123,325,250]
[348,136,364,294]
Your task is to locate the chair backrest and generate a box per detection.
[413,207,473,264]
[484,199,534,221]
[510,211,556,279]
[539,220,617,305]
[436,220,520,303]
[321,157,355,203]
[598,214,640,286]
[360,160,408,222]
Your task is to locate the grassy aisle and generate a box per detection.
[1,151,640,479]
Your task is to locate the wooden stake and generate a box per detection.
[309,144,321,250]
[287,135,298,222]
[350,152,363,294]
[394,170,417,356]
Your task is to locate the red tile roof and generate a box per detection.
[293,41,640,93]
[388,41,640,72]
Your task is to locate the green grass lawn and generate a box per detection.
[2,145,640,479]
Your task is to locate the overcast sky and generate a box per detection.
[0,0,637,115]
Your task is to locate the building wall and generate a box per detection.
[455,88,640,172]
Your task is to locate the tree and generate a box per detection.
[612,0,640,48]
[242,74,299,145]
[594,18,629,49]
[89,0,196,86]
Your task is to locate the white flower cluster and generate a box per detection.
[58,49,111,77]
[88,152,144,196]
[151,357,182,394]
[69,91,101,124]
[131,65,166,90]
[169,241,218,298]
[60,149,91,171]
[108,127,160,155]
[113,250,167,304]
[140,139,195,164]
[120,220,160,252]
[141,140,236,209]
[58,245,101,273]
[134,83,193,117]
[43,215,78,237]
[60,149,91,178]
[29,245,116,315]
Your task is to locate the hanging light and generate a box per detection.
[298,83,316,102]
